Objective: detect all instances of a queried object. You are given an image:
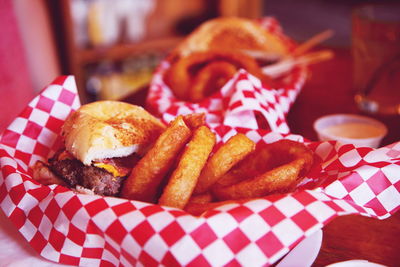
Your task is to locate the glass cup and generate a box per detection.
[352,3,400,115]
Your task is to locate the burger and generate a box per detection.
[32,101,165,196]
[173,16,289,60]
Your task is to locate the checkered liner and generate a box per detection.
[146,17,306,135]
[1,76,399,267]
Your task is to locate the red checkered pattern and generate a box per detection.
[146,17,307,135]
[0,76,79,171]
[0,77,399,266]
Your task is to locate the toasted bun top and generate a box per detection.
[175,17,289,57]
[62,101,165,165]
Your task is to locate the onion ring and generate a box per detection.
[194,133,255,194]
[121,116,191,202]
[212,140,314,201]
[158,126,215,209]
[190,60,237,102]
[211,143,276,191]
[187,192,213,205]
[166,50,271,102]
[182,113,206,129]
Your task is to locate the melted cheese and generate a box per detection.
[94,163,124,177]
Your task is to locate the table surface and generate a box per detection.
[125,47,400,267]
[287,47,400,267]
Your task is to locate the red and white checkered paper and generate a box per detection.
[147,17,305,135]
[1,78,400,267]
[1,19,400,267]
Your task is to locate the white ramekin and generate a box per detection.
[313,114,388,148]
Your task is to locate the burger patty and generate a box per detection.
[48,151,124,196]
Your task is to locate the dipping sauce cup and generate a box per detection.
[313,114,388,148]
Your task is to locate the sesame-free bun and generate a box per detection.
[62,101,165,165]
[175,17,289,57]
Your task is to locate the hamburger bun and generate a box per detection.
[62,101,165,165]
[175,17,289,58]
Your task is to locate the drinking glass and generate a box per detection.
[352,4,400,115]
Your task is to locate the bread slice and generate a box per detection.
[62,101,165,165]
[175,17,289,58]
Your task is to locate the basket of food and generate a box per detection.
[147,17,333,133]
[0,17,399,267]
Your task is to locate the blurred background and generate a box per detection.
[0,0,397,131]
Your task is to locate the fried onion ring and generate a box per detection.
[211,143,276,192]
[166,50,271,102]
[187,192,213,205]
[158,126,215,209]
[194,133,255,194]
[212,140,314,201]
[121,116,191,202]
[182,113,206,129]
[190,60,237,102]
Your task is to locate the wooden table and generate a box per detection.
[124,47,400,267]
[287,47,400,267]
